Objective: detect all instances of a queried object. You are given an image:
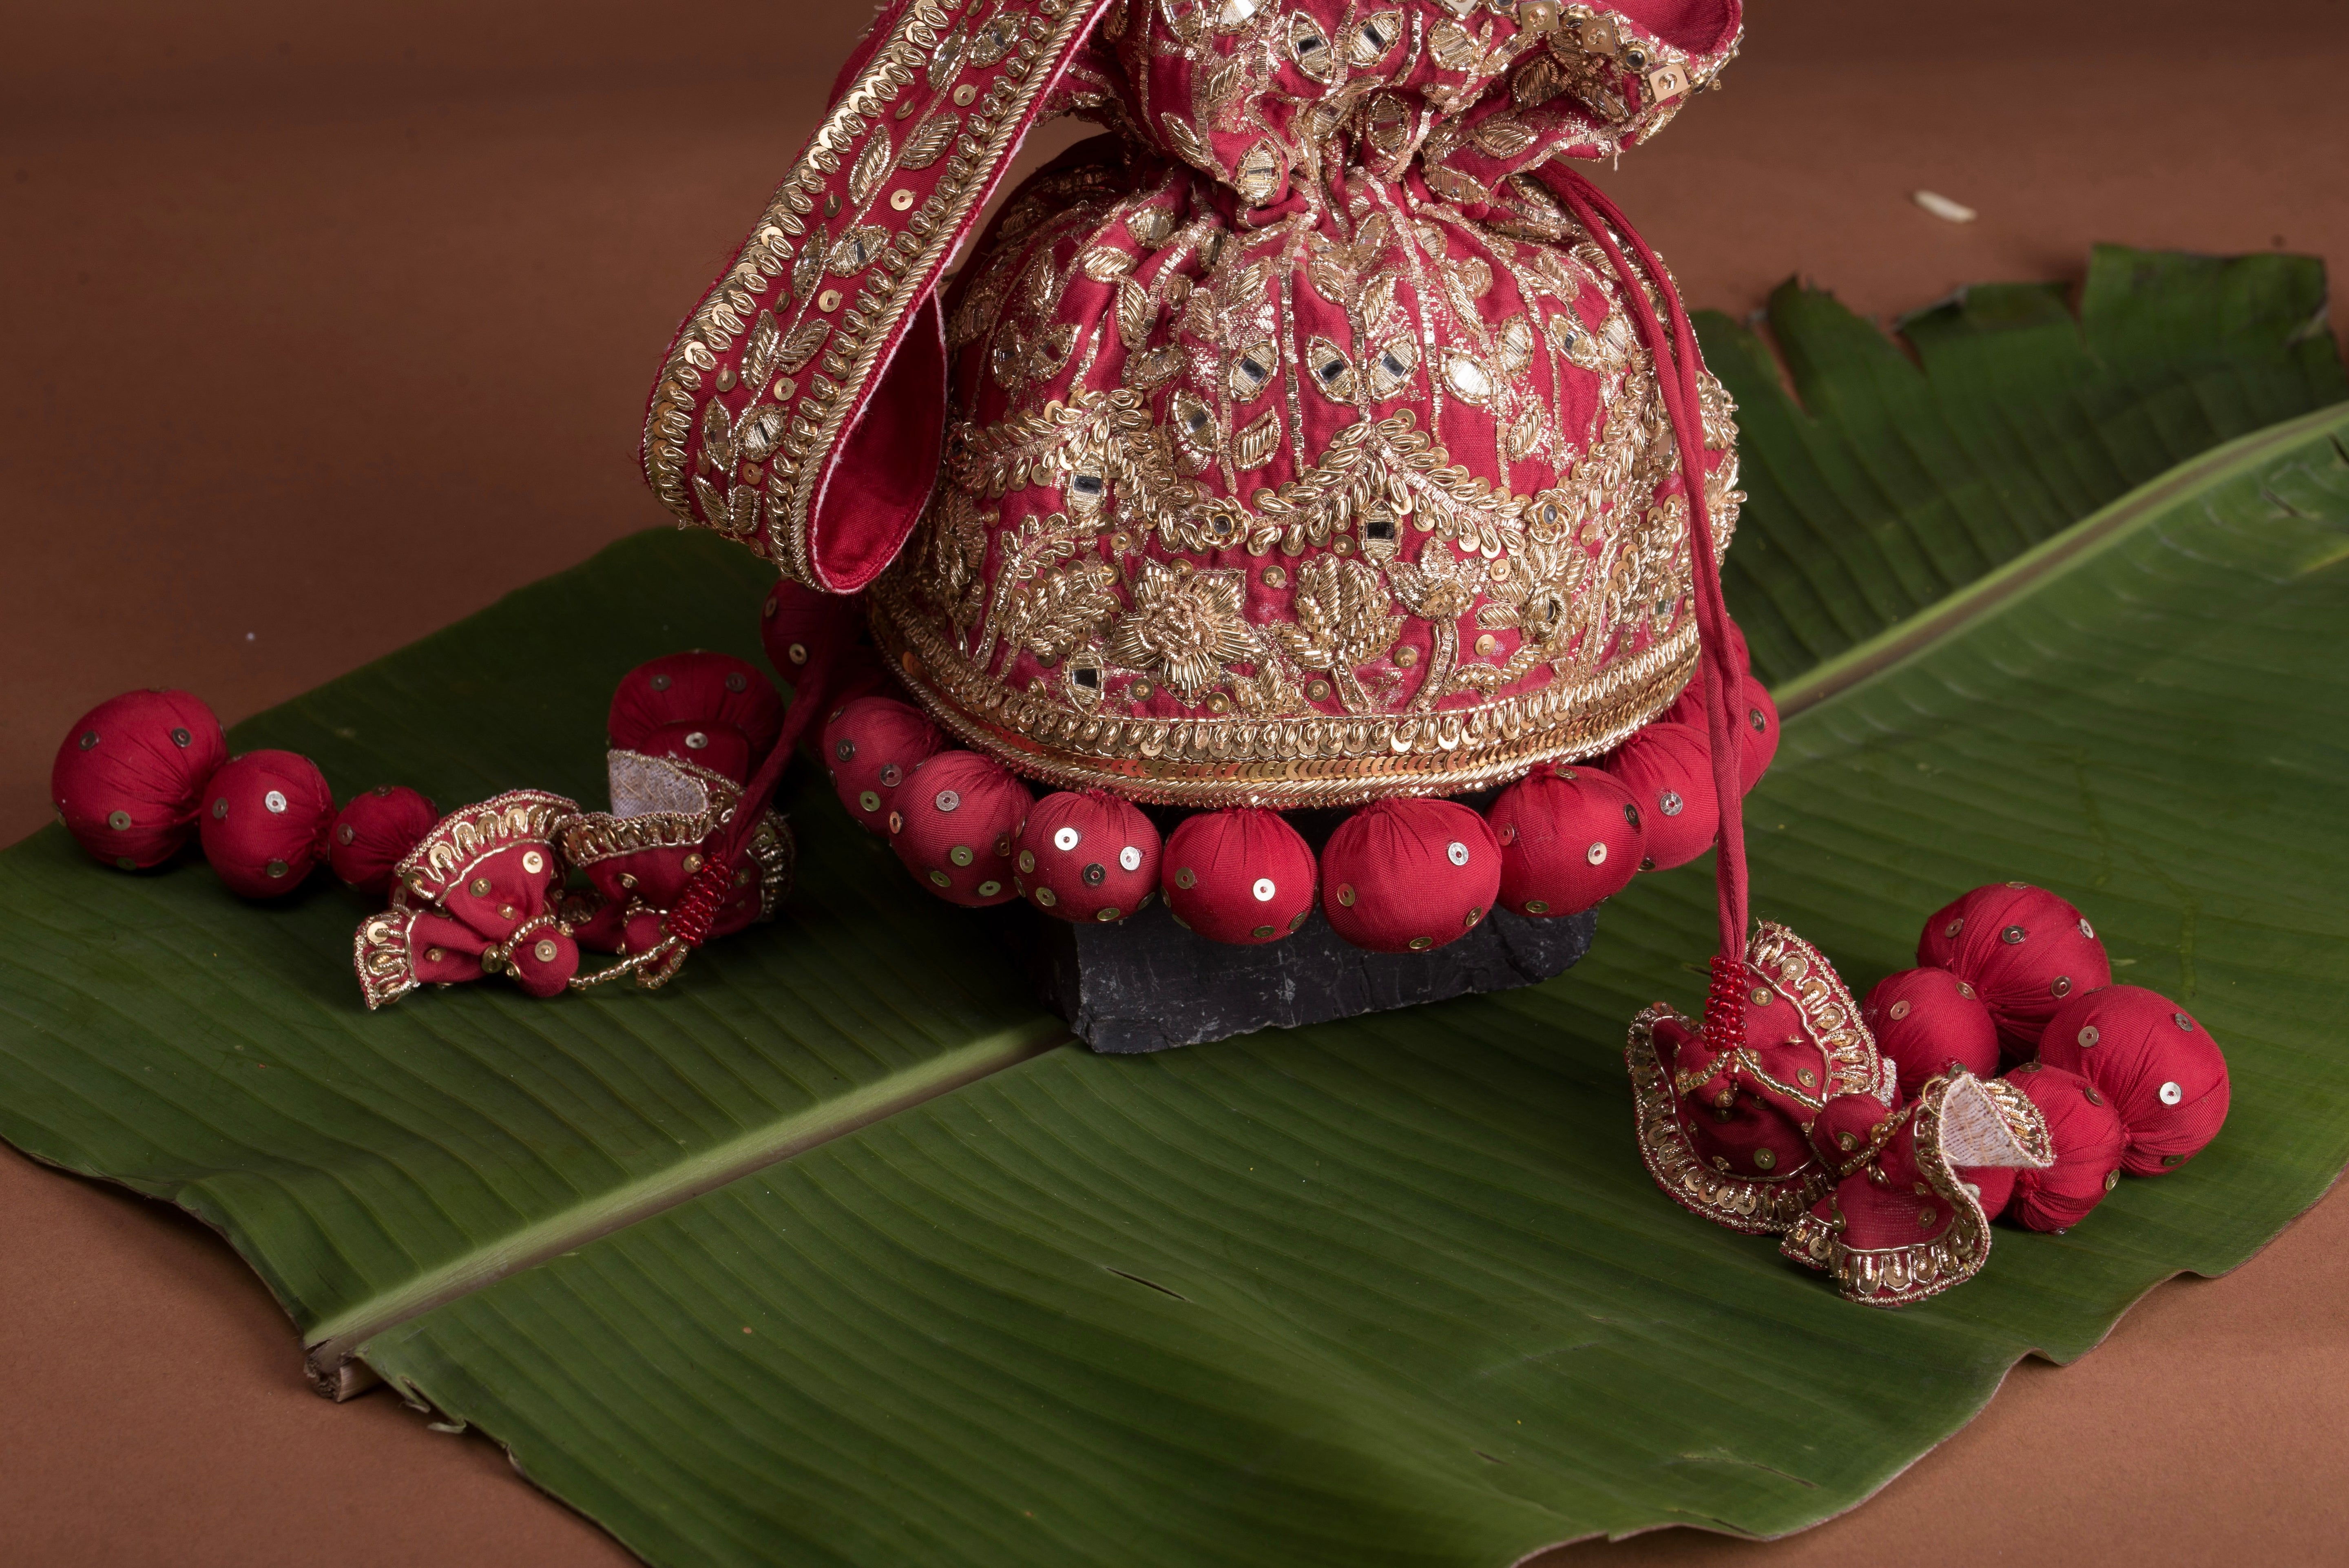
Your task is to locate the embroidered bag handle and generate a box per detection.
[639,0,1120,592]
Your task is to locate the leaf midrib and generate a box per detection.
[1773,402,2349,719]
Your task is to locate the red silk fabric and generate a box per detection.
[1490,763,1643,918]
[199,750,336,898]
[1014,789,1161,923]
[1160,807,1317,944]
[1320,797,1502,953]
[51,689,228,870]
[2037,985,2230,1177]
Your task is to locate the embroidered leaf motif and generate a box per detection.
[1201,57,1249,116]
[690,475,757,535]
[926,25,967,88]
[1233,140,1284,205]
[1004,560,1122,665]
[898,111,960,170]
[1081,247,1136,284]
[1232,407,1281,470]
[1157,113,1218,175]
[738,310,784,394]
[1115,277,1154,350]
[1514,51,1568,108]
[847,133,893,208]
[1427,20,1489,73]
[1497,313,1537,379]
[775,320,832,375]
[1360,269,1403,336]
[1469,111,1538,159]
[1423,164,1492,205]
[1287,12,1337,82]
[1307,253,1356,310]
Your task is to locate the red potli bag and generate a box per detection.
[624,0,2226,1304]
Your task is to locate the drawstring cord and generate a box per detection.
[1537,163,1752,1049]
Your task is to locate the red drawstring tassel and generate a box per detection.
[1539,165,1751,1000]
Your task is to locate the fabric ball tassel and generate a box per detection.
[51,689,230,869]
[1863,966,2002,1102]
[2037,985,2230,1176]
[327,785,440,896]
[821,694,943,834]
[1917,882,2112,1057]
[1662,670,1779,794]
[1015,791,1160,924]
[199,750,337,898]
[1321,798,1501,953]
[1489,764,1644,918]
[889,749,1030,907]
[1601,721,1719,869]
[2001,1062,2128,1231]
[607,651,783,785]
[1159,808,1317,944]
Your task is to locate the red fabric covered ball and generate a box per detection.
[328,785,439,896]
[2002,1063,2128,1232]
[499,920,580,998]
[1960,1164,2018,1220]
[1602,721,1718,870]
[1661,671,1778,794]
[51,689,228,869]
[2037,985,2229,1176]
[1863,966,2002,1102]
[821,695,943,834]
[1735,675,1779,793]
[198,750,336,898]
[1321,798,1502,954]
[1015,791,1161,924]
[761,581,865,691]
[608,652,783,783]
[1160,808,1317,945]
[1489,764,1644,918]
[889,749,1029,907]
[1916,882,2112,1054]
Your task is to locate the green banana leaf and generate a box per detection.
[0,246,2343,1564]
[0,535,1065,1382]
[1701,243,2346,685]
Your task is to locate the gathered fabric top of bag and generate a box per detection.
[643,0,1744,805]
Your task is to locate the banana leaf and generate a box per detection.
[0,247,2343,1563]
[1703,243,2346,684]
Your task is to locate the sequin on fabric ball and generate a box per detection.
[2037,984,2229,1177]
[1916,883,2112,1055]
[1602,721,1719,869]
[1863,966,2002,1103]
[821,695,944,834]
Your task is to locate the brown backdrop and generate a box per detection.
[3,3,2345,1562]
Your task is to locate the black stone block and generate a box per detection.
[989,900,1596,1054]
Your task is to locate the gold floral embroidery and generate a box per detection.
[1106,560,1256,700]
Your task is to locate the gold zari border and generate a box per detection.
[871,574,1697,807]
